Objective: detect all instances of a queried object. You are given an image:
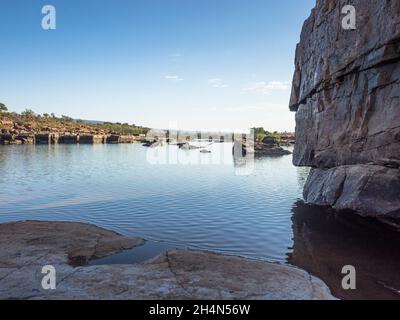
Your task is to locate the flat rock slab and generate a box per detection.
[0,221,335,300]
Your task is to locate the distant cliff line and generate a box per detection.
[0,105,149,137]
[0,105,295,145]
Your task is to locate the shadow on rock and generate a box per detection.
[288,201,400,300]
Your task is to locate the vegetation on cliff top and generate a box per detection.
[0,103,294,140]
[0,104,149,135]
[252,127,286,143]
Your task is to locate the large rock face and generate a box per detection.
[290,0,400,220]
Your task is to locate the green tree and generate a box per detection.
[22,109,36,117]
[0,103,7,112]
[61,115,73,122]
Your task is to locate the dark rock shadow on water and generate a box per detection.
[89,241,174,266]
[288,200,400,300]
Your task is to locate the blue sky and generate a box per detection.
[0,0,315,132]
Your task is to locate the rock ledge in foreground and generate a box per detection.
[0,221,335,300]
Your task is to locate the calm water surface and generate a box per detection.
[0,143,306,261]
[1,143,400,300]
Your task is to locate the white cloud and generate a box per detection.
[170,53,184,61]
[242,81,290,94]
[225,105,265,111]
[208,78,228,88]
[164,75,183,82]
[208,105,266,112]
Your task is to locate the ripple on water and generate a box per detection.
[0,144,299,263]
[2,144,400,299]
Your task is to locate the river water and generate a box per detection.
[0,143,399,300]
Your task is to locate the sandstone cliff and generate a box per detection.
[290,0,400,220]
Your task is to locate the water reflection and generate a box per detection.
[289,201,400,300]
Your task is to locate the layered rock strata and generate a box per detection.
[290,0,400,219]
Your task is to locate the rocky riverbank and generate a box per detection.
[0,132,146,145]
[234,136,292,158]
[0,221,335,300]
[289,0,400,222]
[0,109,148,145]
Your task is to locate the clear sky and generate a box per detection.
[0,0,315,132]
